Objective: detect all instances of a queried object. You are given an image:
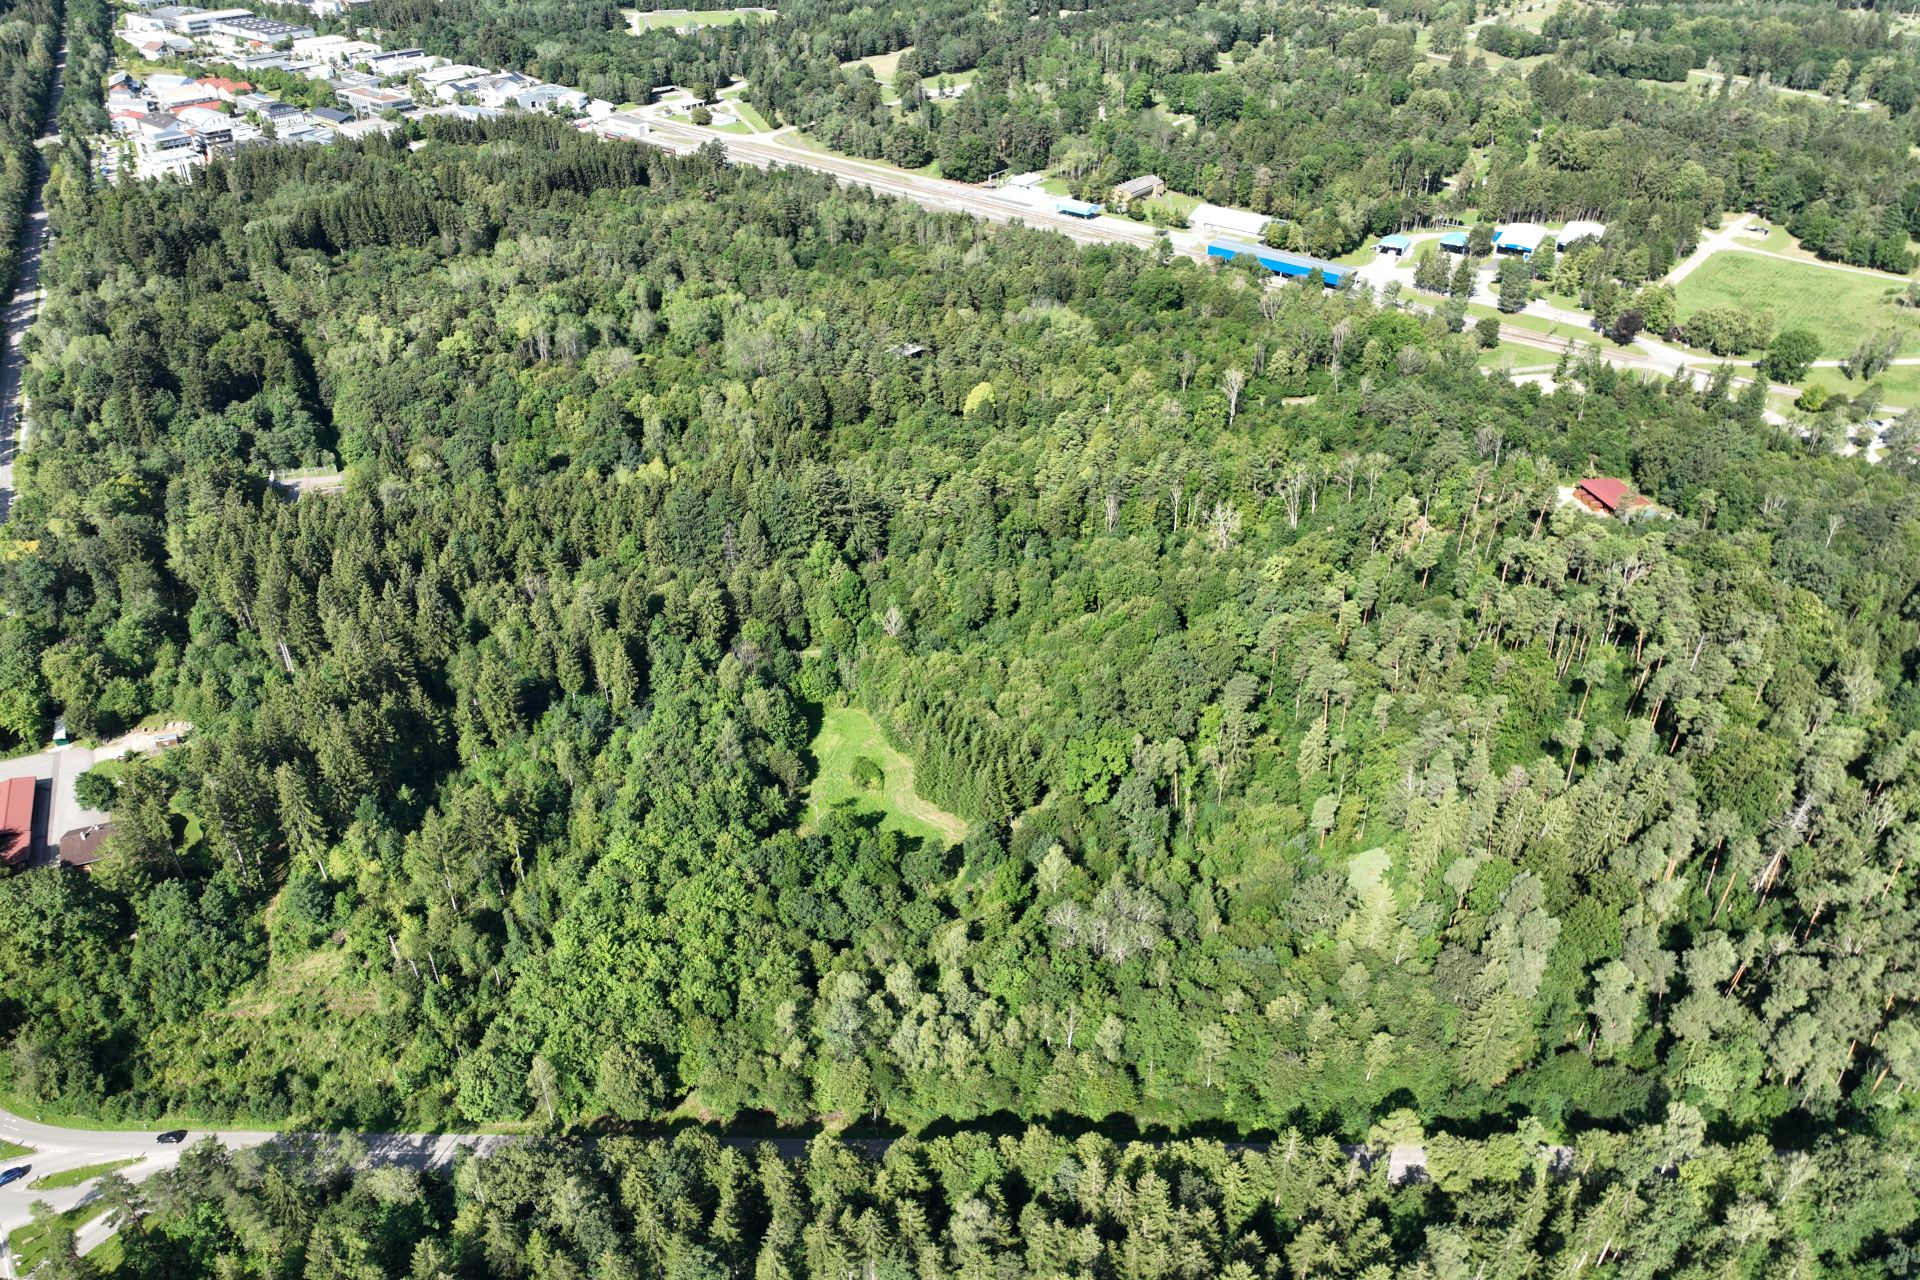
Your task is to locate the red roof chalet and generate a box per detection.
[1574,477,1638,517]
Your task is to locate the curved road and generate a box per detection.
[0,36,66,523]
[0,1106,519,1275]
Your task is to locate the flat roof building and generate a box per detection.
[1054,198,1102,218]
[1189,202,1270,240]
[1556,219,1606,247]
[1493,223,1547,255]
[1206,240,1349,286]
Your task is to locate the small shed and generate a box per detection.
[1377,233,1413,255]
[1494,223,1547,255]
[1556,219,1605,247]
[1054,198,1103,218]
[1438,230,1469,252]
[1111,174,1165,205]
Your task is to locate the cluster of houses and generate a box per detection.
[107,4,630,181]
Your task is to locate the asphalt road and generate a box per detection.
[0,1107,519,1276]
[0,40,66,524]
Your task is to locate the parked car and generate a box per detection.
[156,1130,188,1144]
[0,1165,29,1187]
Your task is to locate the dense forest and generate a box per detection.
[2,0,1920,1275]
[19,1123,1914,1280]
[0,0,59,302]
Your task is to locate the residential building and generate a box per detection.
[176,105,236,149]
[197,75,252,101]
[57,824,111,870]
[235,92,300,122]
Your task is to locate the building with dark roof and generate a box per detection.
[58,824,111,869]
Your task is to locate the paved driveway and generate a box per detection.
[0,724,187,867]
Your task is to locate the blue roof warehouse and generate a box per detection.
[1205,240,1350,286]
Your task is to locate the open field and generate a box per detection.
[1675,252,1920,358]
[28,1157,142,1191]
[624,6,775,32]
[1479,340,1554,372]
[843,46,910,83]
[1796,363,1920,411]
[805,706,967,847]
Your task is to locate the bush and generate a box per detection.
[1474,316,1501,349]
[849,756,883,790]
[73,768,116,812]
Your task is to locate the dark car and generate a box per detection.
[156,1130,188,1144]
[0,1165,28,1187]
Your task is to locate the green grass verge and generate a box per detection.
[1465,302,1585,340]
[732,101,772,131]
[7,1201,113,1274]
[28,1157,143,1191]
[804,706,967,847]
[1675,251,1920,358]
[0,1140,33,1160]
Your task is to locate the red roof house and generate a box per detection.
[0,776,36,869]
[1574,477,1636,517]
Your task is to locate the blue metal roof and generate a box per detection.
[1205,240,1348,285]
[1378,233,1413,250]
[1055,198,1103,217]
[1439,230,1469,247]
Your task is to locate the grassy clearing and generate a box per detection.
[0,1140,33,1160]
[8,1200,113,1274]
[624,6,775,32]
[1796,363,1920,410]
[843,46,910,83]
[1465,302,1586,341]
[28,1157,142,1191]
[1478,340,1555,372]
[732,100,772,131]
[805,706,967,847]
[1675,251,1920,356]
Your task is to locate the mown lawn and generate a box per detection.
[804,706,967,847]
[1675,251,1920,358]
[0,1140,32,1160]
[29,1158,143,1191]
